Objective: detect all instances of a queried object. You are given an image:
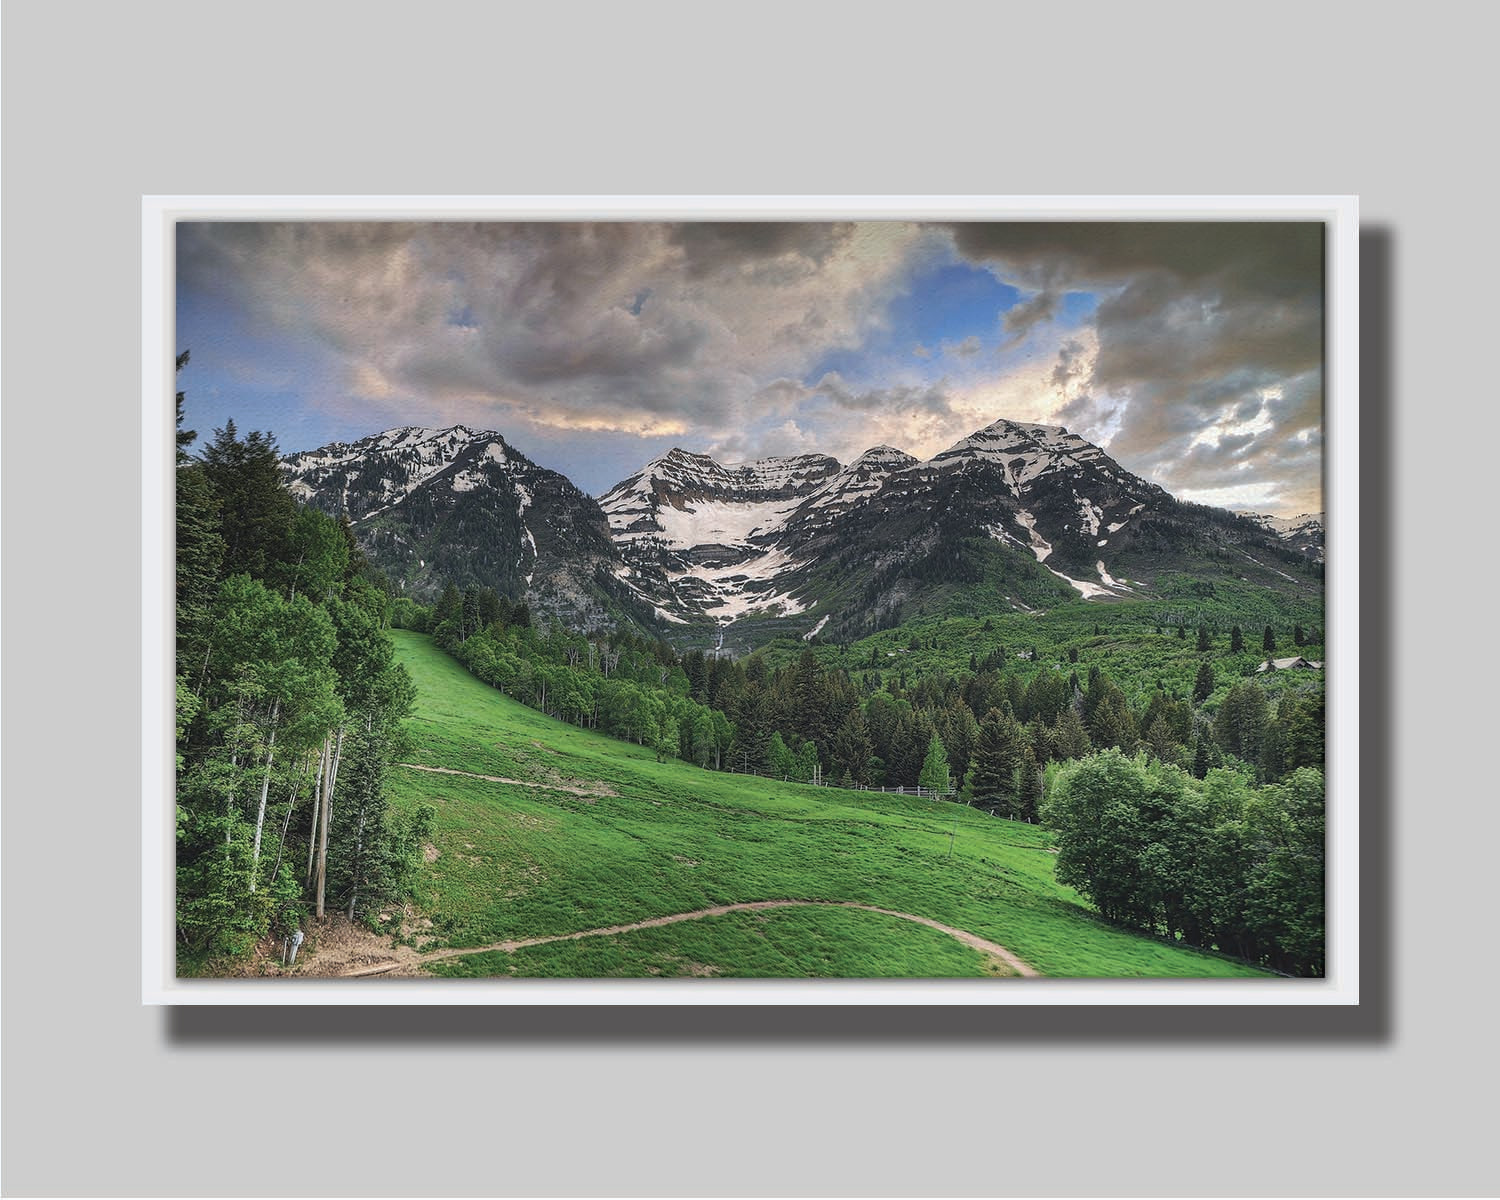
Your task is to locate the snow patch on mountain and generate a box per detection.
[284,425,506,521]
[1096,560,1129,589]
[1235,510,1325,564]
[1048,566,1114,599]
[652,496,805,550]
[1013,509,1054,563]
[664,546,810,620]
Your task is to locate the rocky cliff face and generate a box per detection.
[596,418,1316,635]
[1236,511,1325,563]
[282,418,1320,646]
[282,426,647,631]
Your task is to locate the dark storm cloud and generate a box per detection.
[668,222,855,277]
[948,220,1323,509]
[1049,338,1090,391]
[176,220,918,443]
[1138,369,1325,513]
[813,372,954,417]
[949,221,1322,299]
[1001,290,1059,345]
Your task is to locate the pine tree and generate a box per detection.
[1191,737,1210,779]
[966,708,1024,813]
[1018,745,1043,822]
[918,734,950,793]
[1263,625,1276,653]
[1088,681,1138,753]
[792,740,819,784]
[1051,706,1092,761]
[174,350,194,462]
[1193,659,1216,703]
[830,707,874,785]
[1230,625,1245,654]
[1283,691,1326,771]
[1215,679,1270,763]
[766,732,795,780]
[199,421,298,580]
[1196,623,1211,652]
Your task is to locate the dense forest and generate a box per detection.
[174,358,430,968]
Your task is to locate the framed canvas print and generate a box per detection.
[143,196,1358,1004]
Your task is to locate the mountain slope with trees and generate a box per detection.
[180,391,1323,977]
[174,360,431,968]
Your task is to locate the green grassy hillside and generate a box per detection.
[386,630,1267,978]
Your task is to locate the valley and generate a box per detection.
[373,630,1269,979]
[180,408,1324,982]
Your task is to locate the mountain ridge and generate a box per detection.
[281,417,1320,645]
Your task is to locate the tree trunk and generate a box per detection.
[249,700,280,891]
[315,726,344,918]
[307,736,328,884]
[347,803,367,921]
[196,641,213,699]
[268,760,306,889]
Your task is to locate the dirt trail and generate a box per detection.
[398,762,613,798]
[340,899,1038,978]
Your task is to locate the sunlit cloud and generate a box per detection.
[177,218,1322,513]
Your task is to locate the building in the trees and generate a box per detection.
[1256,656,1324,673]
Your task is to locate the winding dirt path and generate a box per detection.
[341,899,1038,978]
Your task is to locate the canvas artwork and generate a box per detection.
[163,205,1342,994]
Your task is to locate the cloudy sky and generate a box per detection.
[177,219,1323,515]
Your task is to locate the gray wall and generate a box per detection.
[4,2,1492,1194]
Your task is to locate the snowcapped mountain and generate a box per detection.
[598,449,842,627]
[1235,511,1325,563]
[596,418,1163,623]
[277,418,1319,646]
[600,449,841,553]
[597,417,1319,643]
[281,426,649,631]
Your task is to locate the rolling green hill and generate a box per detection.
[384,630,1267,979]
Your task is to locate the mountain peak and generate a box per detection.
[977,417,1070,437]
[854,444,915,464]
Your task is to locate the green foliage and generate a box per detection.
[1214,680,1269,766]
[1193,659,1215,703]
[1043,751,1323,974]
[199,420,298,580]
[174,391,426,970]
[917,733,950,792]
[389,631,1266,978]
[964,707,1029,816]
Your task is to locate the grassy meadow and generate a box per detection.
[381,627,1272,972]
[385,630,1266,979]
